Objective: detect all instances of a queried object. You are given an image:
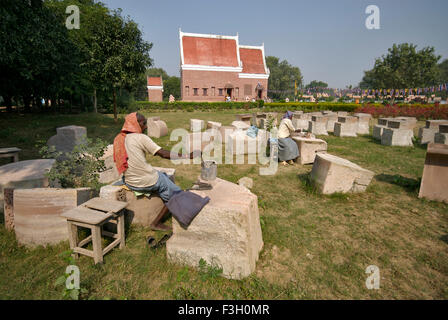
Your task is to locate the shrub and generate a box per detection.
[355,104,448,120]
[39,138,109,191]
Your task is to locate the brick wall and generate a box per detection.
[148,89,163,102]
[181,70,268,102]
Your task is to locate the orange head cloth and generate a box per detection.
[113,112,143,175]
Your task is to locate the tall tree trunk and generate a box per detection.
[93,88,98,113]
[113,88,117,122]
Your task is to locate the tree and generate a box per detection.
[0,0,79,112]
[438,59,448,83]
[305,80,328,89]
[359,43,441,89]
[265,56,303,100]
[91,9,152,121]
[163,76,180,100]
[146,68,169,80]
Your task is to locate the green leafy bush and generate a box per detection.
[39,138,109,191]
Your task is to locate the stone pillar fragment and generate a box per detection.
[292,137,327,165]
[419,143,448,203]
[166,178,264,280]
[147,117,168,138]
[310,153,374,194]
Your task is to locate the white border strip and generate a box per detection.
[147,86,163,90]
[182,64,243,72]
[238,73,269,79]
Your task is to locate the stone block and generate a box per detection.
[324,114,339,133]
[235,114,253,126]
[418,143,448,203]
[226,130,266,155]
[418,127,438,145]
[354,113,371,135]
[310,153,374,194]
[334,121,358,137]
[166,178,263,280]
[183,131,220,154]
[387,119,416,131]
[0,159,55,214]
[190,119,205,132]
[440,124,448,133]
[219,126,237,143]
[231,121,250,130]
[292,137,327,164]
[308,117,328,136]
[47,125,87,153]
[378,118,393,126]
[373,125,386,140]
[207,121,222,130]
[98,144,120,184]
[13,188,94,247]
[147,117,168,138]
[425,120,448,130]
[381,128,414,147]
[238,177,254,189]
[434,133,448,145]
[337,111,348,117]
[292,114,310,130]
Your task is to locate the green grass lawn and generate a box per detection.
[0,110,447,299]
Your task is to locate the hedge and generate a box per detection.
[132,101,360,112]
[132,101,448,117]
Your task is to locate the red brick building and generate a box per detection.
[179,30,269,102]
[147,76,163,102]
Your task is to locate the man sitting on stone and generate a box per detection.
[113,112,199,231]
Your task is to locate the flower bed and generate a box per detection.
[355,104,448,120]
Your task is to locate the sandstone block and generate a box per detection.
[310,153,374,194]
[207,121,222,130]
[14,188,94,247]
[425,120,448,130]
[378,118,394,126]
[373,125,386,140]
[292,137,327,164]
[419,143,448,203]
[440,124,448,133]
[354,113,371,135]
[308,117,328,136]
[148,117,168,138]
[387,119,416,131]
[98,144,120,184]
[325,114,338,133]
[226,130,266,155]
[190,119,205,132]
[381,128,414,147]
[434,133,448,145]
[166,178,263,280]
[238,177,254,189]
[0,159,55,214]
[418,127,438,145]
[235,114,253,126]
[47,125,87,153]
[231,121,251,130]
[334,118,358,137]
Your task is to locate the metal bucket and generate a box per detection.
[201,160,217,181]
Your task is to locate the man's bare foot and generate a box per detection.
[281,161,288,166]
[150,223,171,231]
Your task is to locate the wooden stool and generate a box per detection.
[0,147,21,163]
[62,197,128,264]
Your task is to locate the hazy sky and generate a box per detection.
[101,0,448,88]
